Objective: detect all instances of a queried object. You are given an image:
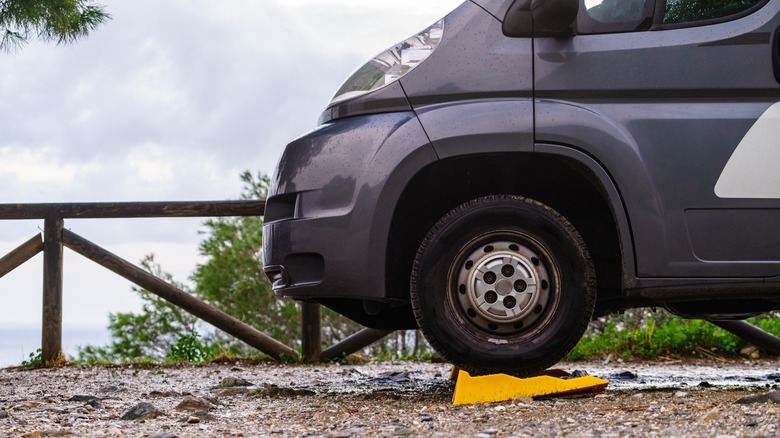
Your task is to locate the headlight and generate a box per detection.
[329,19,444,106]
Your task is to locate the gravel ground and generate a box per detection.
[1,358,780,437]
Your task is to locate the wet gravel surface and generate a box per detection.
[1,359,780,437]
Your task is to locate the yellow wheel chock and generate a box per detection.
[452,369,609,405]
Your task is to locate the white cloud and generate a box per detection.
[0,146,101,184]
[126,143,175,184]
[0,0,464,332]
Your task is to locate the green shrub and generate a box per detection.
[166,332,209,363]
[567,310,754,361]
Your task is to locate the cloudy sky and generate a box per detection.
[0,0,463,331]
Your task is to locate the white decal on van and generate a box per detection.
[715,102,780,199]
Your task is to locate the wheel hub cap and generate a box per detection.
[455,240,551,334]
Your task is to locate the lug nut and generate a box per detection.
[502,265,515,277]
[503,296,517,309]
[484,272,496,284]
[514,279,527,292]
[485,291,498,304]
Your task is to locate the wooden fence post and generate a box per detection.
[62,229,298,360]
[42,214,66,366]
[301,302,322,362]
[321,328,394,361]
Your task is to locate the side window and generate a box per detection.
[585,0,646,23]
[663,0,764,24]
[579,0,654,34]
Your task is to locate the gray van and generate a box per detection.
[263,0,780,376]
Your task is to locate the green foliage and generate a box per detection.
[566,309,776,361]
[80,171,367,364]
[191,171,363,353]
[77,255,200,363]
[167,332,208,363]
[191,171,302,348]
[20,348,42,368]
[0,0,110,52]
[664,0,758,24]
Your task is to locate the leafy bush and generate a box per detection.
[167,333,208,363]
[566,309,780,361]
[20,348,43,368]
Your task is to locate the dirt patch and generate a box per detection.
[1,359,779,436]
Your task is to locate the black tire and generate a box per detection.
[410,195,595,376]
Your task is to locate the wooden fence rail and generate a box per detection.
[0,201,389,366]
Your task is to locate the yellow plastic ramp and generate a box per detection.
[452,370,608,405]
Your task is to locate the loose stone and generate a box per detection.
[121,402,164,420]
[736,391,780,405]
[175,396,214,412]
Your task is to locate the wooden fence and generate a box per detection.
[0,201,391,366]
[3,201,780,368]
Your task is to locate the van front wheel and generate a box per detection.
[410,195,595,377]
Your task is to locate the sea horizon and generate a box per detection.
[0,322,111,367]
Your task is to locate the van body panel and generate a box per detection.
[535,0,780,278]
[469,0,513,21]
[401,1,533,106]
[415,100,534,158]
[264,112,436,299]
[534,142,638,283]
[400,1,534,158]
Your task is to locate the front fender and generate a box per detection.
[536,99,666,277]
[265,112,436,299]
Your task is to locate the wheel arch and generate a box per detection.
[385,149,635,316]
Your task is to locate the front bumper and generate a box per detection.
[263,111,437,301]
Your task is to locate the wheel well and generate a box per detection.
[386,153,624,315]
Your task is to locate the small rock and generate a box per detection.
[429,352,447,363]
[175,396,214,412]
[610,371,638,380]
[0,409,8,419]
[420,415,433,422]
[86,399,104,410]
[120,402,164,420]
[766,373,780,381]
[185,416,200,424]
[254,385,315,398]
[569,370,590,378]
[67,395,97,402]
[512,396,534,404]
[484,428,500,435]
[30,406,70,413]
[190,410,217,422]
[736,391,780,404]
[697,408,721,422]
[98,385,120,394]
[393,427,414,436]
[746,419,758,427]
[149,390,181,398]
[698,381,712,388]
[367,371,412,384]
[740,344,760,360]
[201,394,221,406]
[214,387,250,397]
[674,391,688,398]
[218,377,253,388]
[21,430,73,437]
[344,353,371,365]
[271,428,284,434]
[147,434,179,438]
